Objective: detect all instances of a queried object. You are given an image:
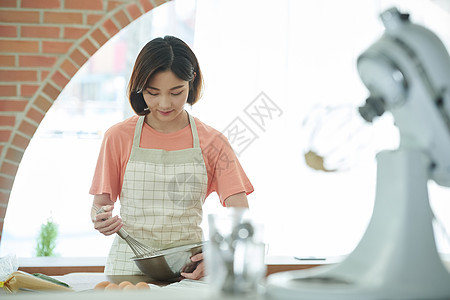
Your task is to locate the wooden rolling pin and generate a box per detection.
[1,270,73,293]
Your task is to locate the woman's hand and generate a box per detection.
[91,194,123,236]
[92,205,123,236]
[180,253,205,280]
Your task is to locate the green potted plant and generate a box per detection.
[35,217,58,257]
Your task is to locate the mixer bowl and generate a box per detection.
[130,242,204,282]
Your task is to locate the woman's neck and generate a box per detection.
[144,110,189,133]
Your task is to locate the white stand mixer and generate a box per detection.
[266,7,450,299]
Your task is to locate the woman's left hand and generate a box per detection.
[181,253,205,280]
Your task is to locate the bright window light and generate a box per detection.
[1,0,449,258]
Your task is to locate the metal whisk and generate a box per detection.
[96,207,159,257]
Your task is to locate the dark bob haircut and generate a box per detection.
[128,36,204,115]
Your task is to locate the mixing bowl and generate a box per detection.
[130,242,204,282]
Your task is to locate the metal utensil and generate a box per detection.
[96,207,159,257]
[116,228,159,257]
[222,222,255,294]
[130,242,204,282]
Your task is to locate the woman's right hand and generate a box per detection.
[92,205,123,236]
[91,194,123,236]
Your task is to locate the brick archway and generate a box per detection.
[0,0,171,243]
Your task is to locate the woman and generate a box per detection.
[89,36,254,279]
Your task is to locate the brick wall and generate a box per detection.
[0,0,170,243]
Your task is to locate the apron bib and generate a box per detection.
[105,112,208,275]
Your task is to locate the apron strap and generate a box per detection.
[187,112,200,149]
[133,116,145,148]
[133,112,200,149]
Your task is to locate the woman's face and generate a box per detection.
[142,70,190,131]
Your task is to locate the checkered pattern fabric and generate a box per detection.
[105,114,208,275]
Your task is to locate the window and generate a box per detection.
[1,0,449,258]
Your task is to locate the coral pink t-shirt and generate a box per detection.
[89,115,254,206]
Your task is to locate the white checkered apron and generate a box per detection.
[104,113,208,274]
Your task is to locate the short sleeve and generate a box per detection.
[200,125,254,206]
[89,127,128,202]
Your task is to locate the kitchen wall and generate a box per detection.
[0,0,170,243]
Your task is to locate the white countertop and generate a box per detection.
[7,254,450,300]
[3,274,264,300]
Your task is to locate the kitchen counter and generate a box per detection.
[5,255,449,300]
[1,256,325,299]
[17,255,338,277]
[4,255,333,299]
[2,273,261,300]
[52,259,342,292]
